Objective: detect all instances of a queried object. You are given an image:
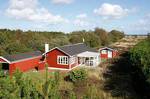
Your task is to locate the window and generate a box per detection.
[57,56,68,65]
[101,50,107,54]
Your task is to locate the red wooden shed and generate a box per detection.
[99,47,118,59]
[0,51,45,75]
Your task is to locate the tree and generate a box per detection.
[69,30,86,44]
[5,42,32,54]
[84,32,101,47]
[109,30,125,42]
[94,28,109,46]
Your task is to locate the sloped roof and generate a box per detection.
[77,51,99,57]
[58,43,97,56]
[99,47,117,51]
[3,51,42,62]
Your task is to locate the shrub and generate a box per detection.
[68,69,87,83]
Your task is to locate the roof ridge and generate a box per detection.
[60,43,84,47]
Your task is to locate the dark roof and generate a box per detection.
[3,51,42,62]
[58,43,97,56]
[99,47,117,51]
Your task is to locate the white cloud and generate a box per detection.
[94,3,129,19]
[51,0,73,4]
[6,0,67,24]
[74,13,89,27]
[76,13,87,19]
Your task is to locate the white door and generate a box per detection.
[108,51,112,58]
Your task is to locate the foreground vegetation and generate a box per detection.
[0,69,113,99]
[130,38,150,82]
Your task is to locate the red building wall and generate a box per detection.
[46,49,70,69]
[9,56,44,75]
[100,49,118,59]
[112,51,118,57]
[100,50,108,59]
[38,61,45,70]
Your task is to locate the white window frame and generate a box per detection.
[57,56,68,65]
[101,50,107,54]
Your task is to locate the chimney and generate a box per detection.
[45,43,49,53]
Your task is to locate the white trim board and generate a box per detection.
[0,56,11,64]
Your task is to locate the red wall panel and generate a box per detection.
[9,56,43,75]
[46,49,69,69]
[112,51,118,58]
[38,62,45,70]
[100,54,108,58]
[100,50,108,58]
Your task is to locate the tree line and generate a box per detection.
[0,28,124,56]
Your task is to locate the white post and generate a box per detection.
[44,43,49,83]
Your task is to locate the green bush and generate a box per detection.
[130,39,150,79]
[108,30,125,43]
[68,69,87,83]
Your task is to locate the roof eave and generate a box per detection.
[0,56,11,64]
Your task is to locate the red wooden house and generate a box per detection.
[99,47,118,59]
[0,51,45,75]
[45,43,100,70]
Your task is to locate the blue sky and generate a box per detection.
[0,0,150,34]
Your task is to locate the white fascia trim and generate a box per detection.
[43,47,71,57]
[0,56,11,64]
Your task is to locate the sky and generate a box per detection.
[0,0,150,34]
